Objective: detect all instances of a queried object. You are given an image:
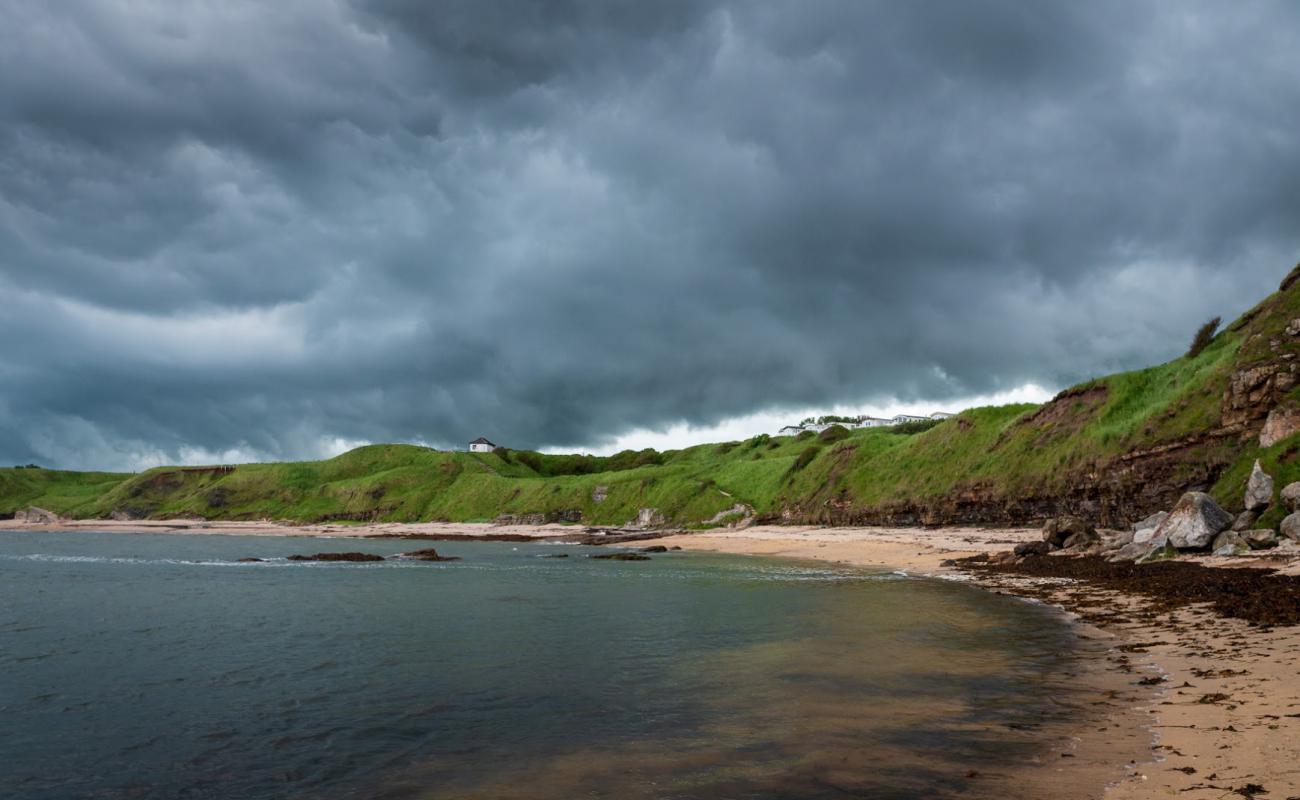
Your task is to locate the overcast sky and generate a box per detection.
[2,1,1298,471]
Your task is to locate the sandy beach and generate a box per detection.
[6,518,1298,797]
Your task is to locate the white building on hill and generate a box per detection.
[854,417,893,428]
[890,414,930,425]
[469,437,496,453]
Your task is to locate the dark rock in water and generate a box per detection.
[399,548,461,561]
[1014,541,1051,557]
[639,545,669,553]
[1041,517,1092,549]
[540,553,570,559]
[591,552,651,561]
[287,552,385,562]
[1245,460,1275,512]
[236,557,264,563]
[1157,492,1233,549]
[670,546,682,551]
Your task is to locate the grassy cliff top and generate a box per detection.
[6,266,1299,527]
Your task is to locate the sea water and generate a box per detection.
[0,532,1107,799]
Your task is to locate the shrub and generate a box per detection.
[514,451,543,472]
[1186,316,1221,359]
[789,446,819,474]
[492,446,510,461]
[795,430,815,441]
[818,424,851,443]
[749,433,771,448]
[892,419,941,435]
[715,442,737,455]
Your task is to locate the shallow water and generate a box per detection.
[0,532,1109,799]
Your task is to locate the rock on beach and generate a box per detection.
[1155,492,1234,550]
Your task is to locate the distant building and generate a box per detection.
[929,411,955,420]
[854,417,893,428]
[891,414,930,425]
[469,437,497,453]
[778,425,804,436]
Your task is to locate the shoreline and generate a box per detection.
[6,519,1297,796]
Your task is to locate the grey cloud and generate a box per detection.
[1,0,1298,470]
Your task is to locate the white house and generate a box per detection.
[891,414,930,425]
[469,437,497,453]
[778,425,804,436]
[854,417,893,428]
[929,411,955,420]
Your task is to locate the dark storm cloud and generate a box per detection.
[2,0,1299,469]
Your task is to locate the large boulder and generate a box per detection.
[1245,460,1275,512]
[1281,513,1300,542]
[1155,492,1234,550]
[1211,530,1249,557]
[1041,516,1093,549]
[1282,482,1300,513]
[1242,529,1279,550]
[1261,406,1300,448]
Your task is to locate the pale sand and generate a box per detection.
[6,518,1298,795]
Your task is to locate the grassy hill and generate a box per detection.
[6,265,1300,529]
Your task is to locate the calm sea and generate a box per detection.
[1,532,1107,799]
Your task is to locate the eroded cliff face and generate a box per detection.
[775,267,1300,529]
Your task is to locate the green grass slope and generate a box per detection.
[6,265,1299,528]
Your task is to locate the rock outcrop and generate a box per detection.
[13,506,61,524]
[399,548,461,561]
[286,552,385,562]
[1154,492,1234,550]
[1245,460,1274,511]
[1261,405,1300,448]
[591,552,651,561]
